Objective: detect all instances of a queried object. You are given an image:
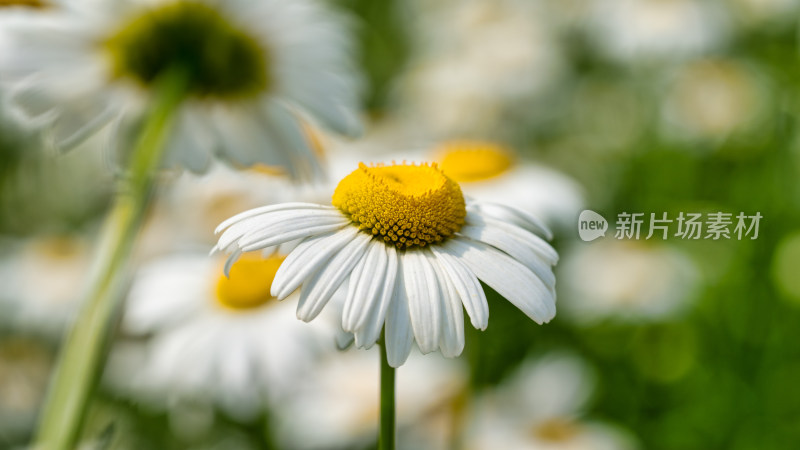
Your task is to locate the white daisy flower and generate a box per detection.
[215,161,558,367]
[0,337,53,443]
[465,352,639,450]
[136,162,330,260]
[661,59,768,143]
[0,234,91,335]
[106,251,337,421]
[559,241,699,324]
[276,349,467,450]
[0,0,362,179]
[587,0,729,64]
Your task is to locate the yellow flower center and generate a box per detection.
[332,163,466,249]
[215,254,284,310]
[104,2,268,99]
[435,140,514,182]
[531,418,580,443]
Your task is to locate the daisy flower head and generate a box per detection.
[107,251,337,420]
[0,0,362,179]
[215,161,558,367]
[0,233,92,336]
[465,352,639,450]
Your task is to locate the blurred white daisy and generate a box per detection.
[559,241,699,324]
[0,234,91,335]
[0,0,361,179]
[465,352,639,450]
[136,162,330,260]
[276,349,467,450]
[0,337,53,443]
[400,0,565,136]
[661,59,767,143]
[215,161,558,367]
[106,251,337,421]
[587,0,729,64]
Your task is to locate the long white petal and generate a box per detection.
[465,211,558,264]
[353,245,398,348]
[430,246,489,330]
[218,208,347,251]
[271,227,358,299]
[428,251,465,358]
[343,240,388,332]
[444,238,556,324]
[385,258,413,367]
[403,250,442,354]
[215,203,338,234]
[459,222,556,289]
[296,232,371,321]
[467,201,553,240]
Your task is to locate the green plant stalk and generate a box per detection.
[34,69,188,450]
[379,339,396,450]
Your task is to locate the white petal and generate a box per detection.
[465,211,558,264]
[459,222,556,289]
[385,258,413,368]
[428,251,465,358]
[467,201,553,240]
[353,245,398,348]
[238,217,350,252]
[218,208,347,251]
[296,232,371,321]
[403,250,442,354]
[216,203,338,234]
[260,100,326,182]
[444,238,556,324]
[271,227,358,299]
[430,246,489,330]
[342,240,388,332]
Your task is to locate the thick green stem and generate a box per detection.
[34,69,187,450]
[379,341,396,450]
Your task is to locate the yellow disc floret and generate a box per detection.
[215,254,285,310]
[436,140,514,183]
[332,162,467,249]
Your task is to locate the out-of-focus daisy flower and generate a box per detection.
[661,59,767,143]
[215,162,558,367]
[136,162,329,260]
[106,252,336,421]
[0,234,91,335]
[587,0,728,63]
[559,241,699,324]
[0,337,53,442]
[400,0,565,136]
[276,349,466,450]
[0,0,361,179]
[465,352,639,450]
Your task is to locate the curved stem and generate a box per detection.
[34,69,188,450]
[379,339,396,450]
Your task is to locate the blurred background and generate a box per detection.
[2,0,800,449]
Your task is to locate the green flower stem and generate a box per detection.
[34,69,188,450]
[379,339,396,450]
